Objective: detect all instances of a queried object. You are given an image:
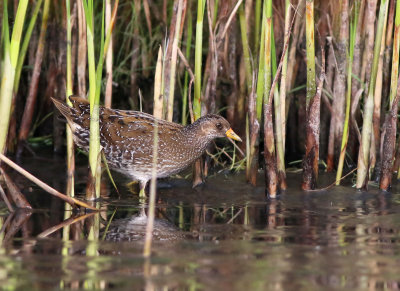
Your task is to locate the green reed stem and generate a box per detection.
[83,0,118,198]
[13,0,43,97]
[256,0,266,121]
[239,3,252,93]
[193,0,206,120]
[336,0,360,185]
[391,0,400,107]
[356,0,388,188]
[0,0,28,155]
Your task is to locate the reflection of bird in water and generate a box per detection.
[104,211,185,242]
[52,96,241,196]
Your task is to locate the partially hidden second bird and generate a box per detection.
[52,96,242,196]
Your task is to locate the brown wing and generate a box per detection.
[99,107,184,158]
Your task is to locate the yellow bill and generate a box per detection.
[225,128,242,142]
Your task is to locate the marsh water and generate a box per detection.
[2,150,400,290]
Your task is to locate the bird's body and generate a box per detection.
[52,96,241,194]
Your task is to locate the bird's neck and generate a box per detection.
[183,122,214,154]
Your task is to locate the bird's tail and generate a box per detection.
[51,97,73,121]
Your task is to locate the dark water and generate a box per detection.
[2,152,400,290]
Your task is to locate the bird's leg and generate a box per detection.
[139,181,147,198]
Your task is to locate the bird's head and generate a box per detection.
[196,114,242,142]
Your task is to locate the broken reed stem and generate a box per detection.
[336,0,360,185]
[143,121,159,257]
[356,0,389,189]
[66,0,75,197]
[153,46,164,119]
[0,153,97,210]
[0,0,28,155]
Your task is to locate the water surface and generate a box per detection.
[1,153,400,290]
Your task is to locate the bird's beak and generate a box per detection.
[225,128,242,142]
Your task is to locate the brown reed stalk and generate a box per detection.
[380,79,400,190]
[380,0,400,189]
[77,0,87,97]
[356,0,389,189]
[16,0,50,158]
[66,0,75,198]
[166,0,187,121]
[302,0,324,191]
[327,0,348,172]
[130,0,141,109]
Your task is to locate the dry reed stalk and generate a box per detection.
[247,77,259,186]
[327,0,349,172]
[381,0,400,189]
[279,0,291,151]
[182,0,193,125]
[336,0,360,185]
[143,0,152,37]
[130,0,141,109]
[77,0,87,97]
[382,0,396,102]
[0,153,97,210]
[371,11,388,174]
[356,0,389,189]
[0,168,31,209]
[166,0,186,121]
[380,79,400,190]
[285,0,304,120]
[66,0,75,198]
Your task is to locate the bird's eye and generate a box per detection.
[216,122,223,130]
